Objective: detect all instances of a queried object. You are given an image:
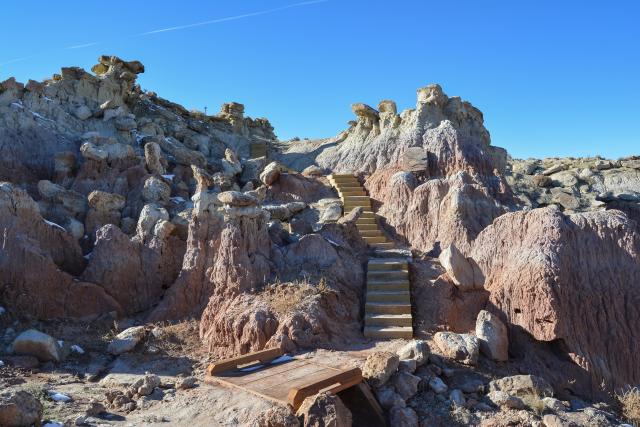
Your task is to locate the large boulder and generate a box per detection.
[0,390,43,427]
[260,162,282,186]
[108,326,146,355]
[12,329,63,362]
[471,206,640,399]
[433,332,479,365]
[438,244,483,290]
[361,351,399,388]
[296,392,352,427]
[475,310,508,361]
[488,375,554,399]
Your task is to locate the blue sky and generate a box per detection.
[1,0,638,159]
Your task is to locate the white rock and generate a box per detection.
[12,329,63,362]
[107,326,146,355]
[438,244,482,290]
[396,340,429,366]
[70,345,85,354]
[433,332,480,365]
[48,391,71,402]
[476,310,509,361]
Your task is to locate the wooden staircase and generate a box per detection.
[327,174,394,250]
[364,258,413,339]
[250,142,267,159]
[327,173,414,340]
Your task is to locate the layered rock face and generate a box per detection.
[277,84,507,177]
[471,206,640,398]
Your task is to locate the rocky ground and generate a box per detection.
[1,56,639,426]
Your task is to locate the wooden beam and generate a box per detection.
[286,367,362,409]
[207,347,284,375]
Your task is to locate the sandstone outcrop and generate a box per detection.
[471,206,640,398]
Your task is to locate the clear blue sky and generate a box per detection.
[1,1,639,159]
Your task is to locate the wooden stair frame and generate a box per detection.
[328,174,393,249]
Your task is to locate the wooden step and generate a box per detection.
[367,270,408,280]
[363,236,388,244]
[358,211,376,218]
[357,223,379,231]
[365,314,413,327]
[365,302,412,315]
[356,219,377,226]
[367,278,410,286]
[359,230,384,238]
[367,291,410,303]
[367,282,410,292]
[371,242,395,249]
[368,259,409,270]
[364,326,413,339]
[339,191,367,197]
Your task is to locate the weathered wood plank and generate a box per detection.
[206,347,284,375]
[287,367,363,409]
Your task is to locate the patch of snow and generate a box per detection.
[57,340,64,347]
[43,219,66,231]
[83,252,93,260]
[0,306,5,315]
[162,174,175,181]
[10,101,24,109]
[0,360,4,367]
[170,196,186,204]
[270,355,294,365]
[48,391,71,402]
[70,345,85,354]
[43,423,64,427]
[43,96,53,102]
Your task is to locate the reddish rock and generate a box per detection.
[471,206,640,398]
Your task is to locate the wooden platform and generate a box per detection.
[205,348,363,410]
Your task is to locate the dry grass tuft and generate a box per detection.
[520,394,546,416]
[263,278,333,317]
[149,319,203,358]
[617,387,640,426]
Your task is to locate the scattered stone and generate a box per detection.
[361,351,399,388]
[396,340,430,366]
[142,176,171,203]
[389,406,418,427]
[449,389,466,407]
[487,390,525,409]
[85,399,106,416]
[375,387,405,410]
[542,397,567,412]
[433,332,479,365]
[132,373,161,396]
[144,142,165,175]
[398,359,417,373]
[488,375,553,399]
[260,162,282,186]
[541,164,566,175]
[0,390,43,427]
[533,174,552,187]
[175,376,197,390]
[74,105,92,120]
[107,326,146,355]
[12,329,63,362]
[392,371,421,400]
[217,191,258,207]
[475,310,509,361]
[428,376,448,394]
[438,244,482,290]
[253,405,300,427]
[296,391,352,427]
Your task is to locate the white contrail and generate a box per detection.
[139,0,328,35]
[0,0,328,69]
[65,42,100,50]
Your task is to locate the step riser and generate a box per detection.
[365,318,413,327]
[357,225,379,231]
[368,264,408,271]
[364,330,413,339]
[366,304,412,315]
[364,237,388,244]
[367,295,410,303]
[368,272,409,280]
[368,284,410,292]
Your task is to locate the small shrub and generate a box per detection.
[264,278,333,316]
[617,387,640,426]
[520,394,546,416]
